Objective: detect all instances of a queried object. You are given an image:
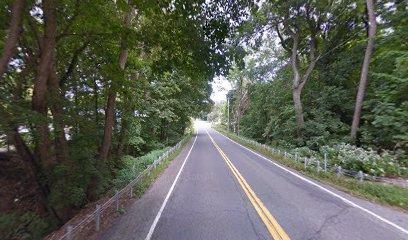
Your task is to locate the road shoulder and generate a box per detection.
[97,136,196,240]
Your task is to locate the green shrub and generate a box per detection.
[47,161,102,209]
[112,148,170,187]
[0,212,51,240]
[324,143,407,177]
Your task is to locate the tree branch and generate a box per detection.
[27,14,43,51]
[275,25,290,52]
[291,32,301,89]
[299,34,317,90]
[60,40,90,87]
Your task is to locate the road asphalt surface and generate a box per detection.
[98,122,408,240]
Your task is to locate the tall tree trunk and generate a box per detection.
[8,128,51,212]
[32,0,57,168]
[116,114,128,156]
[117,68,142,156]
[290,34,305,138]
[290,32,317,138]
[0,75,49,215]
[100,92,117,161]
[0,0,25,81]
[31,0,64,223]
[2,65,62,223]
[11,127,63,224]
[9,128,62,223]
[48,68,69,163]
[292,87,304,137]
[350,0,377,139]
[99,8,133,161]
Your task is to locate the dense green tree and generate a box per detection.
[0,0,254,233]
[251,0,351,137]
[215,0,407,159]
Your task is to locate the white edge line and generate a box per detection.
[144,133,198,240]
[211,128,408,236]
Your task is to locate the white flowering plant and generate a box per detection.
[291,147,319,158]
[322,143,407,177]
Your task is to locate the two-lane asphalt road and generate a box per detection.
[99,123,408,240]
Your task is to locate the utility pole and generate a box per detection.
[227,97,230,131]
[227,91,231,132]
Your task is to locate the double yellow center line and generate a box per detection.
[207,131,290,240]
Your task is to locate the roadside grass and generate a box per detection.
[130,122,195,200]
[213,126,408,212]
[130,134,193,201]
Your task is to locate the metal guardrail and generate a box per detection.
[47,135,190,240]
[224,133,408,187]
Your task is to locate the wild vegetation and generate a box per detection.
[210,0,408,178]
[215,127,408,210]
[0,0,252,238]
[1,0,407,238]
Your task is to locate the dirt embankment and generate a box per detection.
[0,152,47,240]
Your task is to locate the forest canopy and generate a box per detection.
[1,0,408,239]
[0,0,252,237]
[211,0,407,177]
